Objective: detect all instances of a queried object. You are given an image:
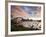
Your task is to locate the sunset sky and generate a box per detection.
[11,5,41,18]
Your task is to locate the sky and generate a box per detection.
[11,5,41,18]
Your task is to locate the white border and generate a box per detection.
[8,2,44,35]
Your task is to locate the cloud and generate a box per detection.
[11,6,41,18]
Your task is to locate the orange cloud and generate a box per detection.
[11,6,28,17]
